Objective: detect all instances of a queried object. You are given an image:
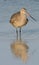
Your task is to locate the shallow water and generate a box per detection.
[0,0,39,65]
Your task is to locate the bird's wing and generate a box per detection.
[10,11,20,23]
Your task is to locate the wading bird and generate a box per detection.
[10,8,36,40]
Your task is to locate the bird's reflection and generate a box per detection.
[10,40,29,62]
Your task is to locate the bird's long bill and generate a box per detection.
[30,15,36,22]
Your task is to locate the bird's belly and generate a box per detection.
[12,19,28,28]
[13,22,24,27]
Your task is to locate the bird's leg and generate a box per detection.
[16,28,18,40]
[19,28,21,41]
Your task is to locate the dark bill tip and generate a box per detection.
[30,15,37,22]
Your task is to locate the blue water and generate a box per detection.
[0,0,39,65]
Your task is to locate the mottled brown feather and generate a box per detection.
[10,8,28,28]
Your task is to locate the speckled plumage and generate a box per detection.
[10,8,28,28]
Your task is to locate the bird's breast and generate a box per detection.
[11,16,28,27]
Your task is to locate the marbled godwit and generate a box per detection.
[10,8,36,40]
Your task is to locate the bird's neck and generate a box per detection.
[20,13,27,20]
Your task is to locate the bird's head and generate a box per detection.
[20,8,36,22]
[20,8,30,16]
